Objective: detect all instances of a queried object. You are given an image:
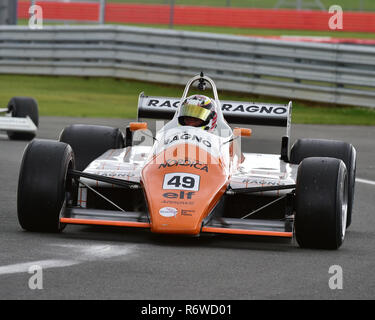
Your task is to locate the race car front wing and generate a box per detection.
[60,208,293,238]
[62,169,294,238]
[0,115,37,133]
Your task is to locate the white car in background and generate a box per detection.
[0,97,38,140]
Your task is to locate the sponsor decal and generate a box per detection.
[159,207,178,218]
[181,209,194,216]
[241,178,283,186]
[159,204,195,214]
[163,191,196,200]
[221,104,287,115]
[147,99,179,108]
[92,172,136,178]
[145,99,287,116]
[164,133,212,148]
[163,173,200,191]
[161,200,194,206]
[159,159,208,172]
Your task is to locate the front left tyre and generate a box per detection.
[17,139,76,232]
[295,157,348,250]
[290,139,356,228]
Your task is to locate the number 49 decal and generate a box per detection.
[163,173,200,191]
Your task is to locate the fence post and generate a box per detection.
[99,0,106,25]
[359,0,364,11]
[0,0,18,25]
[169,0,174,29]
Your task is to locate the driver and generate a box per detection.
[178,95,217,132]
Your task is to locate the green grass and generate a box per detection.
[117,23,375,38]
[107,0,375,12]
[1,74,374,125]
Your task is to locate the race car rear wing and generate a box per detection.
[137,73,293,161]
[137,93,292,128]
[137,93,293,161]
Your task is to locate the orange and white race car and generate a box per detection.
[17,74,356,249]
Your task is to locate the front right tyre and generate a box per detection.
[17,139,75,232]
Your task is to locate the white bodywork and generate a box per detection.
[80,73,297,206]
[84,146,297,189]
[0,115,37,133]
[230,153,298,195]
[81,141,298,207]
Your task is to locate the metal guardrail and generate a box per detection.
[0,25,374,108]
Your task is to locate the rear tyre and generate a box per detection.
[17,139,75,232]
[59,124,124,171]
[295,157,348,250]
[290,138,356,228]
[7,97,39,141]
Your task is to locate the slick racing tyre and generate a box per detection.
[295,157,348,250]
[59,124,124,171]
[290,138,356,228]
[7,97,39,141]
[17,139,75,232]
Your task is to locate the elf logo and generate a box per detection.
[163,191,195,200]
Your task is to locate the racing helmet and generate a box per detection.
[178,95,217,131]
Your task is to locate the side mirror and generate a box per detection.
[129,122,148,131]
[125,122,149,147]
[233,127,252,137]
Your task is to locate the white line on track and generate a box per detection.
[0,244,136,276]
[356,178,375,186]
[0,260,79,275]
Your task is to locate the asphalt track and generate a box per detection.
[0,117,374,300]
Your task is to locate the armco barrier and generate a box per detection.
[18,1,375,32]
[0,25,374,108]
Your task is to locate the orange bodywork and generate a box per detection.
[60,218,150,228]
[201,227,293,238]
[129,122,148,131]
[141,143,228,235]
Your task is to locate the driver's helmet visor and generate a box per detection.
[179,104,211,122]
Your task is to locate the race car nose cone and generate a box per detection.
[141,144,227,235]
